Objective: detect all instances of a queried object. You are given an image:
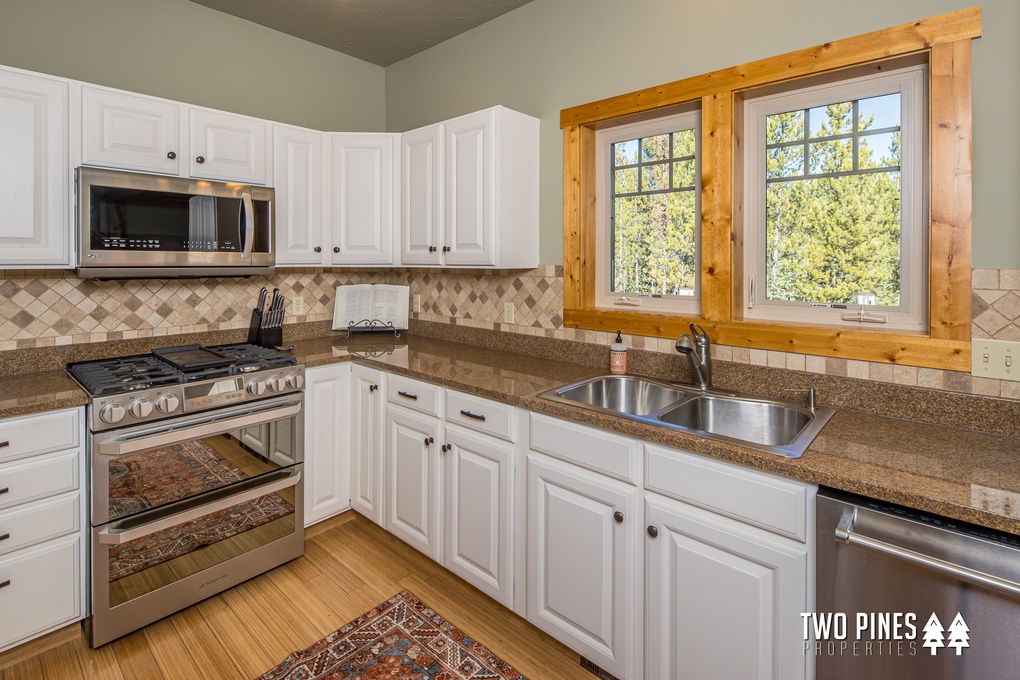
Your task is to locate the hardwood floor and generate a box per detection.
[1,512,593,680]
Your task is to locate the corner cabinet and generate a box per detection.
[328,133,398,266]
[400,106,539,268]
[0,67,70,267]
[350,365,385,525]
[303,364,352,526]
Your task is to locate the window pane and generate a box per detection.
[859,132,900,169]
[809,139,853,174]
[614,139,639,167]
[766,111,804,145]
[764,174,901,306]
[613,193,697,295]
[673,159,696,188]
[767,146,804,179]
[673,129,696,158]
[641,135,670,162]
[642,162,669,191]
[615,167,638,194]
[809,102,853,138]
[858,93,900,131]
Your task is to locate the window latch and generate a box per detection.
[747,277,756,310]
[614,296,642,307]
[841,308,888,324]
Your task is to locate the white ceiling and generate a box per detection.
[187,0,536,67]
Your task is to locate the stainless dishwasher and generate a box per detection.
[815,488,1020,679]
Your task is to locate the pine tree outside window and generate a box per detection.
[743,64,927,331]
[595,111,701,315]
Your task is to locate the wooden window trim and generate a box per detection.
[561,7,979,371]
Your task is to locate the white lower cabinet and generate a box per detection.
[304,364,352,526]
[0,407,85,653]
[350,365,385,525]
[385,404,442,560]
[526,452,640,680]
[645,494,809,680]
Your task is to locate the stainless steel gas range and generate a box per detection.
[68,343,305,647]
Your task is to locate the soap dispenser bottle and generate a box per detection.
[610,330,628,374]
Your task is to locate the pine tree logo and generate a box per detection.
[922,612,945,655]
[947,613,970,655]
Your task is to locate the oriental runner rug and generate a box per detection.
[107,438,293,581]
[258,590,527,680]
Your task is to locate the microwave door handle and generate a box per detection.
[240,192,255,260]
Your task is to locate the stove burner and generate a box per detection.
[68,343,297,397]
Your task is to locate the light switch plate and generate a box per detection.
[971,338,1020,382]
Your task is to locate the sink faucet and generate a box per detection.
[675,323,712,389]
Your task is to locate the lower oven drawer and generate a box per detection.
[0,492,80,558]
[0,535,82,650]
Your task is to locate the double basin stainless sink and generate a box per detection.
[539,374,834,457]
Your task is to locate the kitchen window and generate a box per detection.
[742,64,927,332]
[595,111,701,314]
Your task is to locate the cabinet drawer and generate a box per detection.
[0,535,82,651]
[446,390,515,442]
[387,375,442,417]
[645,443,812,542]
[0,451,80,512]
[529,413,638,484]
[0,492,80,558]
[0,409,80,465]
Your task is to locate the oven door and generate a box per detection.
[88,394,303,645]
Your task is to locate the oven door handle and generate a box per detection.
[97,467,300,545]
[94,400,302,457]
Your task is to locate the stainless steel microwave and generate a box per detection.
[76,167,274,278]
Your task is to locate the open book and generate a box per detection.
[332,284,410,332]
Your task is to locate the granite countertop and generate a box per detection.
[6,331,1020,536]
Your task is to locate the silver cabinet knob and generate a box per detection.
[156,394,180,413]
[129,398,153,419]
[100,403,126,424]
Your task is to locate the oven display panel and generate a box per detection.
[183,377,245,411]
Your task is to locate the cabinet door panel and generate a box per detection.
[331,134,395,265]
[646,496,808,680]
[386,406,440,560]
[0,70,68,265]
[82,87,180,174]
[189,108,268,184]
[274,125,323,265]
[304,365,351,526]
[444,110,495,266]
[350,366,384,525]
[400,124,442,265]
[443,424,511,605]
[527,455,635,678]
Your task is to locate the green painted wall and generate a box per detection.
[0,0,385,131]
[385,0,1019,268]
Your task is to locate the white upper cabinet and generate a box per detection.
[400,123,443,265]
[400,105,539,268]
[273,124,324,265]
[80,86,271,185]
[189,108,270,185]
[81,86,180,175]
[0,68,70,267]
[329,133,398,266]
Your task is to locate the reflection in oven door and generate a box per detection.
[88,395,304,647]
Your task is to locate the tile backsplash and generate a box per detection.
[1,266,1018,401]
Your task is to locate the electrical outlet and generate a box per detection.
[972,338,1020,382]
[413,294,421,313]
[291,296,305,315]
[503,302,515,324]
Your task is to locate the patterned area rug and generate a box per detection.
[107,438,293,582]
[258,590,527,680]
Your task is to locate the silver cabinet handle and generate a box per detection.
[835,509,1020,599]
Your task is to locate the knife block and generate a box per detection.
[257,325,282,349]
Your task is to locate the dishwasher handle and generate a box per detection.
[836,508,1020,599]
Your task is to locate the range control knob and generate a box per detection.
[247,379,267,396]
[156,394,181,414]
[99,402,127,425]
[285,373,304,389]
[129,398,154,419]
[266,375,286,392]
